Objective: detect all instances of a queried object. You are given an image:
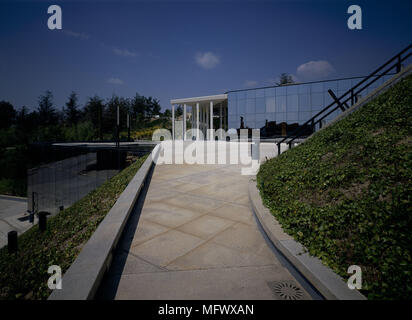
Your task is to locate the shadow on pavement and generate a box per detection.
[95,164,155,300]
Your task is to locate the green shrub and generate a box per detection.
[0,178,26,197]
[257,75,412,300]
[0,145,28,196]
[63,121,97,141]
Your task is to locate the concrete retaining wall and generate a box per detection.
[249,180,366,300]
[49,145,159,300]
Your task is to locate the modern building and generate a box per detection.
[170,74,394,140]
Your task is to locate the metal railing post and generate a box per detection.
[29,191,36,223]
[127,112,130,142]
[117,125,120,147]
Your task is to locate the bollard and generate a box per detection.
[29,211,34,223]
[29,191,36,223]
[59,206,64,212]
[8,230,17,254]
[38,212,48,232]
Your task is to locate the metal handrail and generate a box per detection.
[276,43,412,154]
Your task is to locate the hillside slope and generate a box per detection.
[257,74,412,300]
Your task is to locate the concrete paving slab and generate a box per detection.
[109,250,165,275]
[128,219,169,248]
[187,181,248,200]
[97,163,314,300]
[166,241,276,270]
[175,172,224,186]
[210,222,275,258]
[210,203,255,226]
[142,202,203,228]
[143,188,180,203]
[177,214,235,240]
[160,181,204,193]
[232,194,251,207]
[130,229,205,267]
[101,265,311,300]
[162,193,224,214]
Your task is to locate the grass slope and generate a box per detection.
[257,75,412,300]
[0,154,148,300]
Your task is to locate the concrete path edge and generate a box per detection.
[0,194,27,202]
[49,145,160,300]
[248,179,366,300]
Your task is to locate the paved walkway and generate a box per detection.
[98,163,312,300]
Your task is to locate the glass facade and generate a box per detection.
[26,144,153,215]
[227,75,393,138]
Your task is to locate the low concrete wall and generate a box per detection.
[49,145,160,300]
[0,195,27,201]
[249,180,366,300]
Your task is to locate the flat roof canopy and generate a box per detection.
[170,93,227,106]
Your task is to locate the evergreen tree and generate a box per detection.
[64,92,81,125]
[0,101,16,129]
[277,73,295,85]
[84,95,104,140]
[37,90,57,126]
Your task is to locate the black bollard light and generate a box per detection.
[29,211,34,223]
[38,212,48,232]
[8,230,17,254]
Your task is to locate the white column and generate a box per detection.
[203,105,206,136]
[172,104,175,140]
[200,105,202,134]
[196,102,199,140]
[190,106,193,134]
[210,101,213,140]
[205,105,208,138]
[219,102,222,139]
[183,104,187,141]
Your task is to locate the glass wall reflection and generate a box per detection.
[227,75,393,138]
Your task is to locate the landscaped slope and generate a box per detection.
[0,154,148,300]
[257,75,412,300]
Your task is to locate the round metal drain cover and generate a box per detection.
[267,281,304,300]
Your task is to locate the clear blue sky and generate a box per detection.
[0,0,411,111]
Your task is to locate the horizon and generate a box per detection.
[1,0,411,112]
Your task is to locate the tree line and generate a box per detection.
[0,90,168,144]
[0,90,168,195]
